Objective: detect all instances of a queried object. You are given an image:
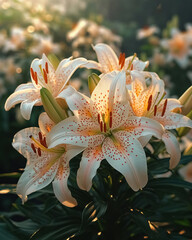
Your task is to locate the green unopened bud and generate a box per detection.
[177,109,192,137]
[48,54,60,70]
[179,86,192,115]
[40,88,67,124]
[88,73,100,94]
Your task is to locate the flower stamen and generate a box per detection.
[30,68,35,80]
[119,52,126,69]
[43,69,48,84]
[34,72,38,85]
[127,53,137,70]
[161,99,168,116]
[37,147,41,157]
[97,113,100,124]
[45,62,49,74]
[31,143,36,153]
[154,105,157,116]
[104,122,107,132]
[147,95,153,111]
[100,121,103,132]
[109,111,112,128]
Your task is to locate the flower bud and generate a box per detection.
[40,88,67,124]
[179,86,192,115]
[48,54,60,70]
[88,73,100,94]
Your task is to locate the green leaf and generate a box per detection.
[0,172,21,178]
[0,223,20,240]
[147,178,192,190]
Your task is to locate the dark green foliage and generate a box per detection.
[0,153,192,240]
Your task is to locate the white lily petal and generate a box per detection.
[17,157,59,203]
[102,131,148,191]
[157,98,182,113]
[93,43,119,73]
[123,116,164,139]
[56,57,88,93]
[153,113,192,129]
[47,116,103,148]
[83,60,102,71]
[12,127,41,162]
[5,88,39,111]
[57,86,92,118]
[14,83,36,92]
[138,135,152,147]
[53,157,77,207]
[162,131,181,169]
[91,71,129,127]
[132,59,149,71]
[77,145,104,191]
[20,99,40,120]
[38,112,55,135]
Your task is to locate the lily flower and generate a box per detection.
[47,71,164,192]
[5,54,87,120]
[128,71,192,168]
[13,112,84,207]
[84,43,149,84]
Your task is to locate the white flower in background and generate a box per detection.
[30,34,61,56]
[179,162,192,183]
[31,18,49,34]
[161,32,191,68]
[0,57,19,84]
[137,26,159,40]
[47,71,164,192]
[5,54,87,120]
[67,19,122,58]
[13,112,84,207]
[3,27,26,52]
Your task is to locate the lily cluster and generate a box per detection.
[5,43,192,207]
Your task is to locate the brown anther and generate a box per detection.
[119,52,123,65]
[45,62,49,74]
[109,111,112,128]
[29,135,32,138]
[34,72,38,85]
[38,132,44,146]
[147,95,153,111]
[30,68,35,80]
[37,148,41,157]
[42,137,47,148]
[130,64,133,70]
[104,123,107,132]
[31,143,36,153]
[161,99,168,116]
[97,114,100,124]
[119,52,126,69]
[100,121,103,132]
[39,132,43,141]
[154,105,157,116]
[43,69,48,84]
[120,53,125,69]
